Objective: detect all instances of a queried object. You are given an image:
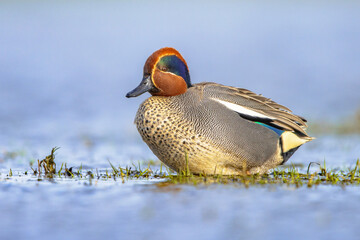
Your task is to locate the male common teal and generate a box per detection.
[126,47,314,175]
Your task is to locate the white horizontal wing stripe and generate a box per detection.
[211,98,275,120]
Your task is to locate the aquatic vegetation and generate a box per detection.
[38,147,59,175]
[164,159,360,187]
[2,147,360,188]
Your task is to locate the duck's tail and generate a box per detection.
[280,131,315,164]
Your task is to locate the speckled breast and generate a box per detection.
[134,95,232,174]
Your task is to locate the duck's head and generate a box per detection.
[126,47,191,98]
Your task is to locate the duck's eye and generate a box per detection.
[160,66,168,72]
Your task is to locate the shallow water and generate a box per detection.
[0,176,360,240]
[1,134,360,240]
[1,1,360,240]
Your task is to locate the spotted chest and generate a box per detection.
[134,96,219,173]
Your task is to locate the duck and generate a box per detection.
[126,47,314,175]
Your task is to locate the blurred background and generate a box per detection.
[1,1,360,240]
[0,0,359,163]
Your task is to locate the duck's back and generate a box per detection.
[135,83,285,175]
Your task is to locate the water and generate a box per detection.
[1,178,360,240]
[1,1,360,240]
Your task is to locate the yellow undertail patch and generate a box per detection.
[281,131,314,153]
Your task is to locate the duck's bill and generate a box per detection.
[126,76,155,98]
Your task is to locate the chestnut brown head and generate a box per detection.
[126,47,191,98]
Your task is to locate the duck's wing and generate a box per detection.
[194,82,310,137]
